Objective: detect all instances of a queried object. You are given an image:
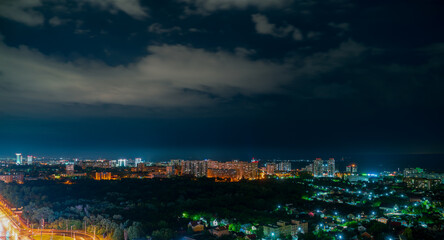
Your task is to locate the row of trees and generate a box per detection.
[0,178,312,240]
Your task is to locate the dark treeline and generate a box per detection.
[0,177,312,239]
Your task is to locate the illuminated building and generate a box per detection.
[66,164,75,175]
[266,163,276,175]
[166,166,174,176]
[302,163,313,173]
[0,175,13,183]
[204,160,258,180]
[403,167,423,177]
[263,220,308,238]
[135,158,142,166]
[181,160,208,177]
[27,155,33,165]
[276,161,291,172]
[327,158,335,177]
[313,158,323,177]
[313,158,335,177]
[346,164,357,174]
[15,153,22,165]
[207,168,237,179]
[404,177,441,190]
[94,172,111,180]
[345,175,369,182]
[118,158,127,167]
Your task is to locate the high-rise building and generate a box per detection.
[346,164,357,174]
[313,158,323,177]
[94,172,111,180]
[266,163,276,175]
[276,161,292,172]
[118,159,127,167]
[66,164,75,175]
[313,158,335,177]
[135,158,142,166]
[302,163,313,173]
[403,168,423,177]
[327,158,335,177]
[16,153,22,165]
[27,155,33,165]
[181,160,208,177]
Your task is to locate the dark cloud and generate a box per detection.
[0,0,443,157]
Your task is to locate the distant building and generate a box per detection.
[16,153,22,165]
[66,164,75,175]
[0,175,13,183]
[188,221,205,232]
[346,175,369,182]
[266,163,276,175]
[313,158,335,177]
[27,155,33,165]
[209,226,230,238]
[302,163,313,173]
[166,166,174,176]
[207,168,237,179]
[118,159,127,167]
[346,164,358,174]
[276,161,291,172]
[94,172,112,180]
[263,220,307,238]
[403,167,423,177]
[404,177,441,190]
[181,160,208,177]
[206,160,258,180]
[134,158,142,166]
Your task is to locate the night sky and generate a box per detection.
[0,0,443,161]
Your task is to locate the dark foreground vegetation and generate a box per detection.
[0,177,311,239]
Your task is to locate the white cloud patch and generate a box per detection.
[328,22,350,31]
[0,0,44,26]
[0,39,369,115]
[82,0,148,19]
[148,23,182,34]
[252,14,303,40]
[0,0,148,26]
[0,41,294,113]
[48,16,69,26]
[181,0,292,14]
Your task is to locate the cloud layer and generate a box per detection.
[252,14,303,40]
[0,0,147,26]
[0,41,295,114]
[181,0,292,14]
[0,0,44,26]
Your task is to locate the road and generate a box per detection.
[0,195,97,240]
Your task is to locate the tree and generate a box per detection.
[127,222,144,240]
[404,228,414,240]
[152,228,174,240]
[112,228,124,240]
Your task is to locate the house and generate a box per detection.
[211,219,219,227]
[240,224,256,235]
[263,220,307,238]
[188,221,205,232]
[357,226,366,232]
[377,217,388,224]
[209,226,230,237]
[361,232,374,240]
